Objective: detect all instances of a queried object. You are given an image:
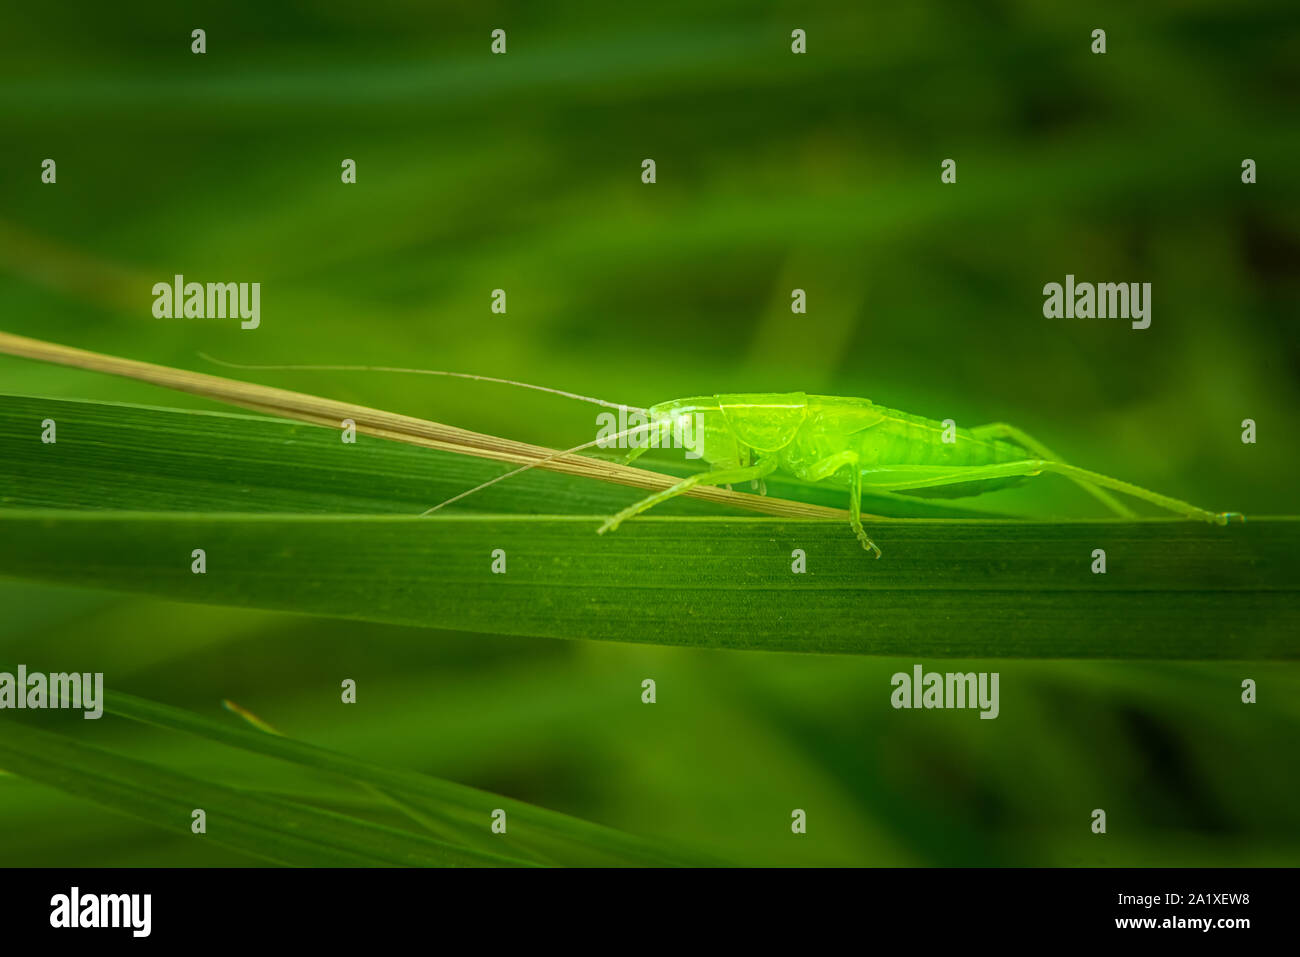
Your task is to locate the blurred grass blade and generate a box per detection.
[0,721,530,867]
[108,691,711,866]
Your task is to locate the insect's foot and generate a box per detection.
[596,518,618,536]
[856,532,882,559]
[1217,511,1246,525]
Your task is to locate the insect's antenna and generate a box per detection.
[197,353,645,413]
[422,422,657,516]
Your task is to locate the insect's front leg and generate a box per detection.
[597,459,779,535]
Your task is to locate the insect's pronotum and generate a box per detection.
[200,358,1244,558]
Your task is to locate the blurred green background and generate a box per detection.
[1,0,1298,865]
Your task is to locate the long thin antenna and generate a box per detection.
[198,353,646,413]
[423,422,659,515]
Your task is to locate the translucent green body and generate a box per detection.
[611,391,1236,556]
[647,393,1027,498]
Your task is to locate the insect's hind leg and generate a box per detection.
[970,422,1135,518]
[597,459,778,535]
[1044,461,1236,524]
[797,450,881,558]
[864,460,1233,524]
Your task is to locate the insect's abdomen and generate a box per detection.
[852,408,1004,466]
[854,407,1027,497]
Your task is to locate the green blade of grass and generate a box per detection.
[0,509,1294,658]
[0,393,995,519]
[0,388,1294,659]
[0,392,748,517]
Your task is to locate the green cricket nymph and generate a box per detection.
[600,393,1242,557]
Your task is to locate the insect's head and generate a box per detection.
[637,397,728,463]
